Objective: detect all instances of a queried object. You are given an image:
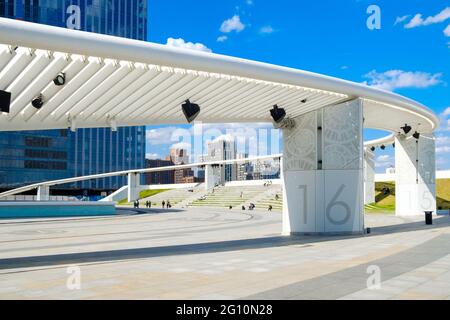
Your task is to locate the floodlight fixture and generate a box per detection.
[31,94,44,109]
[401,124,412,135]
[0,90,11,113]
[182,99,200,123]
[53,72,66,86]
[270,105,286,123]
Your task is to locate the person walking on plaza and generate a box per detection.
[162,200,165,209]
[167,200,172,209]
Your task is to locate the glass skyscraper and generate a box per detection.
[0,0,147,194]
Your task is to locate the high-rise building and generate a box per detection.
[0,0,147,194]
[168,147,189,165]
[145,159,175,185]
[204,136,237,182]
[167,147,194,184]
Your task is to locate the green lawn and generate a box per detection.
[437,179,450,209]
[118,189,169,205]
[366,179,450,213]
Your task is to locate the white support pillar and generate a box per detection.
[282,99,364,235]
[395,134,436,216]
[205,165,215,192]
[127,173,141,202]
[218,165,226,186]
[36,185,50,201]
[364,149,376,205]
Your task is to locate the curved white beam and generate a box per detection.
[0,18,439,134]
[364,133,396,148]
[0,154,283,199]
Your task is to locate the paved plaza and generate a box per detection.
[0,208,449,300]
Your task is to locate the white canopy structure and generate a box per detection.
[0,18,438,134]
[0,18,439,235]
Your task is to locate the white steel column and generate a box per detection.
[127,172,141,202]
[364,149,376,205]
[282,99,364,235]
[36,185,50,201]
[395,134,436,216]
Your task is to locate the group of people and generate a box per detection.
[133,200,173,209]
[161,200,172,209]
[241,203,256,211]
[133,200,152,208]
[263,181,273,187]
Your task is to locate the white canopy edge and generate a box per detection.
[0,18,439,133]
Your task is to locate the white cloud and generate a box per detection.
[363,70,443,92]
[438,107,450,132]
[377,155,391,162]
[210,134,235,143]
[405,14,426,29]
[436,109,450,168]
[246,0,253,5]
[146,126,183,145]
[220,15,245,33]
[340,66,349,70]
[259,25,275,34]
[394,15,410,26]
[166,38,212,53]
[436,133,450,154]
[375,155,394,168]
[217,35,228,42]
[442,107,450,117]
[437,146,450,154]
[445,24,450,36]
[404,7,450,29]
[145,153,160,160]
[170,142,191,151]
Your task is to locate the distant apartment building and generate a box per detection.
[236,153,253,181]
[0,0,148,193]
[204,137,237,182]
[168,147,189,165]
[145,159,174,185]
[168,147,194,184]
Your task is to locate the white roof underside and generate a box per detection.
[0,18,439,133]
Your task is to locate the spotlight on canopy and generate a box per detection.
[401,124,412,135]
[181,99,200,123]
[270,105,286,123]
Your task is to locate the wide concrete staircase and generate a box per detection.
[135,184,284,211]
[140,187,206,208]
[253,186,283,211]
[189,185,281,209]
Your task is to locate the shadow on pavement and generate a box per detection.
[369,215,450,235]
[0,215,448,271]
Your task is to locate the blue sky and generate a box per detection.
[145,0,450,172]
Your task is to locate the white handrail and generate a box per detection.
[0,154,283,199]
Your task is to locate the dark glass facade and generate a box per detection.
[0,0,147,193]
[145,159,175,185]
